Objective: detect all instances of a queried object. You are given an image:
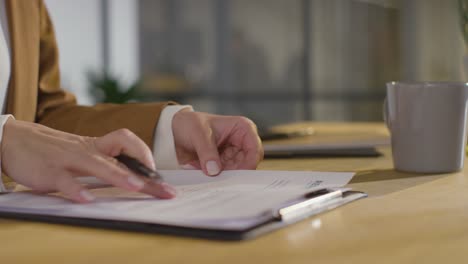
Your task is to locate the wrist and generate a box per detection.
[153,105,193,169]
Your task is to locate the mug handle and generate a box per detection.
[383,98,391,130]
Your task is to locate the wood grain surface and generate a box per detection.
[2,122,465,264]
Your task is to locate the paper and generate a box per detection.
[0,170,354,230]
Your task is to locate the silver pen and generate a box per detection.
[276,189,343,222]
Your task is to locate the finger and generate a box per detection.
[219,117,263,169]
[180,161,200,170]
[191,123,222,176]
[68,152,147,192]
[94,128,156,170]
[220,147,243,170]
[69,152,177,199]
[139,179,177,199]
[240,118,263,169]
[239,135,264,169]
[55,174,95,203]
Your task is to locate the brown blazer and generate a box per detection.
[2,1,172,186]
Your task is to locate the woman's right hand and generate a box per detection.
[0,118,176,203]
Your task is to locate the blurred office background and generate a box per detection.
[45,0,464,128]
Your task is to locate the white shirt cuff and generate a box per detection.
[0,114,14,193]
[153,105,193,169]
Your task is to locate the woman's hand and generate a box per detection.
[172,111,264,176]
[1,119,176,203]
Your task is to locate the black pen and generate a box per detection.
[115,154,164,182]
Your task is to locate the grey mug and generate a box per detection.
[384,82,468,173]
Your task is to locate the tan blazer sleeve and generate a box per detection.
[35,0,173,147]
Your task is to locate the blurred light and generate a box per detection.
[310,218,322,229]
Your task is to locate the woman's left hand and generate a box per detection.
[172,111,264,176]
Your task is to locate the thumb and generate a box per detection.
[192,126,222,176]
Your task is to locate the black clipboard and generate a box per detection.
[264,147,381,158]
[0,189,366,241]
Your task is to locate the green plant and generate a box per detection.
[459,0,468,45]
[87,71,141,104]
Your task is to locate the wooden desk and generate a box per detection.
[1,122,467,263]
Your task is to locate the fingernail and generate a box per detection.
[80,190,95,202]
[149,161,157,170]
[161,183,177,196]
[127,176,145,189]
[181,164,197,170]
[206,160,220,176]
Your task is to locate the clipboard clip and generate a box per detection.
[273,189,344,222]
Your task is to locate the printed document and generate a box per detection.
[0,170,354,230]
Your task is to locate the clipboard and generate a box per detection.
[262,132,389,158]
[264,147,381,158]
[0,189,367,241]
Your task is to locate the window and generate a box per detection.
[138,0,464,128]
